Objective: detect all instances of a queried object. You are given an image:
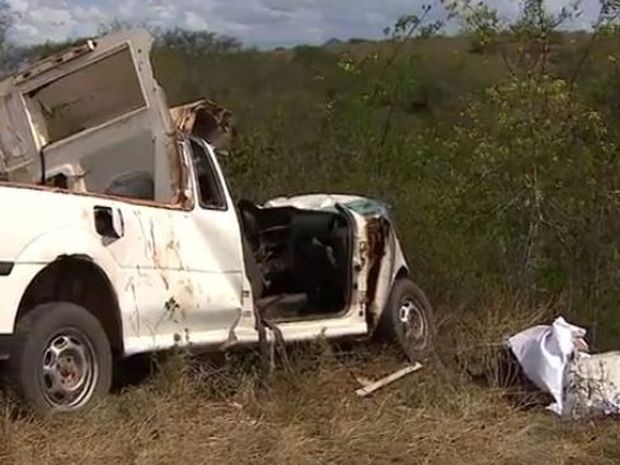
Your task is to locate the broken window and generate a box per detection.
[25,47,146,146]
[190,139,226,209]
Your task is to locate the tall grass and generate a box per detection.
[1,300,619,465]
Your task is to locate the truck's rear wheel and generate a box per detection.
[378,278,436,362]
[9,302,112,413]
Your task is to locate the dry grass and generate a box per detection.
[1,298,620,465]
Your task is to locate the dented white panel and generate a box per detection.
[0,144,246,354]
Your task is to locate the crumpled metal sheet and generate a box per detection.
[170,98,233,153]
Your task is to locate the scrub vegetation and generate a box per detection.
[2,0,620,463]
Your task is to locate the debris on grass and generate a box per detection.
[508,316,587,415]
[354,363,423,397]
[508,316,620,419]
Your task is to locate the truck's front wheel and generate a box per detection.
[378,278,436,362]
[9,302,112,413]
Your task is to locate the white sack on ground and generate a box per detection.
[507,317,587,415]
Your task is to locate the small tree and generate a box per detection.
[444,0,503,53]
[435,0,620,312]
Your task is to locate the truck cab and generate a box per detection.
[0,30,435,413]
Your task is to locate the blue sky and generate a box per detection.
[6,0,602,48]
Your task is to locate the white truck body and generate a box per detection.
[0,152,257,354]
[0,30,428,412]
[0,170,409,356]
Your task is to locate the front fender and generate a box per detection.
[0,263,46,333]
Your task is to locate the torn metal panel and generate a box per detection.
[170,99,233,153]
[0,30,183,204]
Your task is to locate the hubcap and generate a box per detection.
[40,330,98,410]
[398,298,427,346]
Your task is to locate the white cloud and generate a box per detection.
[29,6,75,25]
[11,22,39,40]
[4,0,605,47]
[74,5,107,22]
[184,11,209,31]
[6,0,29,13]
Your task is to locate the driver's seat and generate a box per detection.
[237,200,309,320]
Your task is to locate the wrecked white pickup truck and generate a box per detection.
[0,30,435,412]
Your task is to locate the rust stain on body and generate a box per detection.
[170,98,233,152]
[365,217,390,329]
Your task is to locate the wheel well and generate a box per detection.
[17,256,123,353]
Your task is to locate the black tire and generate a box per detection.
[378,278,436,362]
[9,302,113,414]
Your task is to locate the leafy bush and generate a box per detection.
[436,76,618,298]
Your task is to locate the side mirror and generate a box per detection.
[94,206,124,239]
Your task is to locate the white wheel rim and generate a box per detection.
[39,329,98,410]
[399,298,427,344]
